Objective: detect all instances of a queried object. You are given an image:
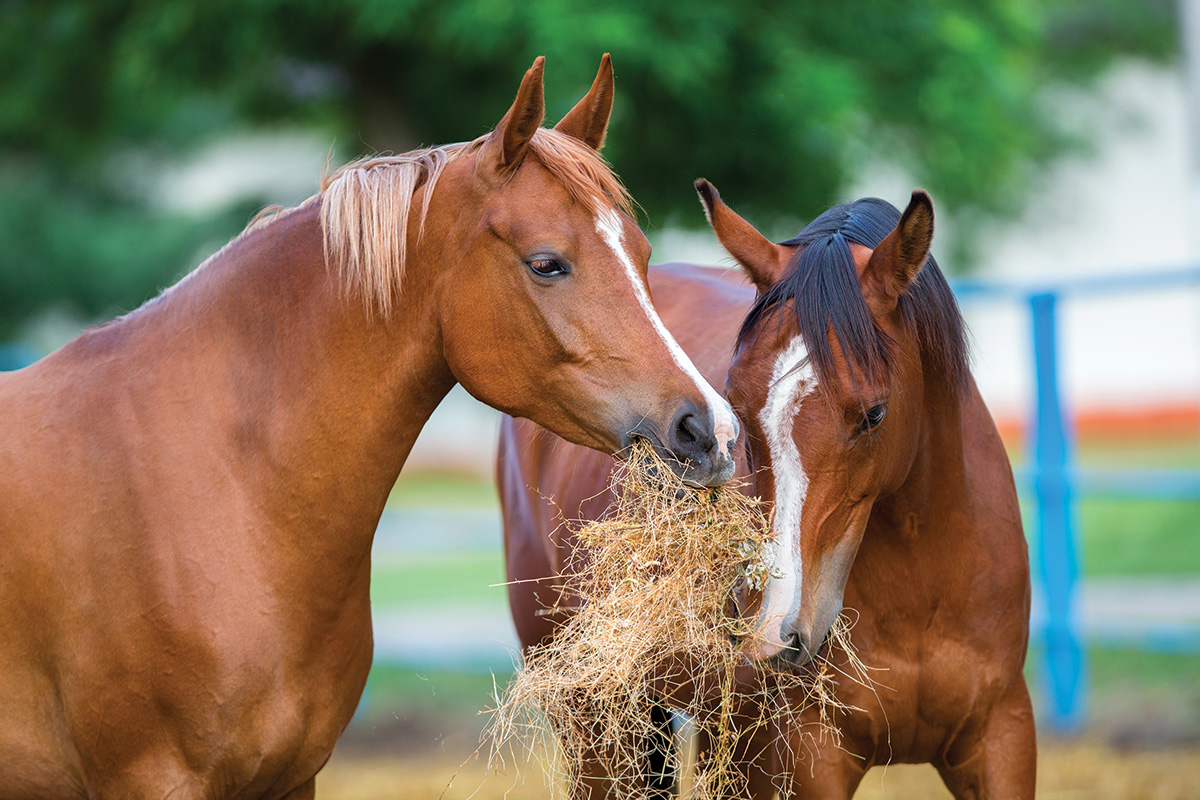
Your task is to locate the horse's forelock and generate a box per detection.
[737,198,969,398]
[523,128,635,220]
[311,128,633,317]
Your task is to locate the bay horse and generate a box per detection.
[0,57,737,800]
[500,184,1035,798]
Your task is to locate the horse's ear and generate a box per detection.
[695,179,790,293]
[478,57,546,179]
[555,54,614,150]
[864,190,934,301]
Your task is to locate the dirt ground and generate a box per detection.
[317,739,1200,799]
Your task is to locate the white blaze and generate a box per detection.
[594,205,738,455]
[750,335,816,658]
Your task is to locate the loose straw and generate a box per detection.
[488,442,875,799]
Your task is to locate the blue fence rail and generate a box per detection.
[952,266,1200,733]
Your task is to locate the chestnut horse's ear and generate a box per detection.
[695,179,790,293]
[478,56,546,179]
[864,190,934,301]
[555,53,614,150]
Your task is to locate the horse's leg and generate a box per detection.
[280,776,316,800]
[645,702,678,799]
[569,703,677,800]
[96,768,318,800]
[90,762,203,800]
[571,737,632,800]
[934,676,1037,800]
[692,719,778,799]
[778,731,867,800]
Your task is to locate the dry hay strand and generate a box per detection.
[488,442,877,799]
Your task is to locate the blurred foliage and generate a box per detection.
[0,0,1180,337]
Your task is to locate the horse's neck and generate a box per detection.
[117,202,455,549]
[874,371,970,540]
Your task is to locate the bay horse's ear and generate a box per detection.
[695,179,790,293]
[478,56,546,179]
[555,54,614,150]
[864,190,934,301]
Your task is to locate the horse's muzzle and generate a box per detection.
[776,610,840,670]
[664,399,738,487]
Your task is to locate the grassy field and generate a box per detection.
[371,552,505,608]
[1017,496,1200,576]
[1011,437,1200,575]
[357,440,1199,796]
[318,741,1200,800]
[386,472,499,509]
[340,657,1200,797]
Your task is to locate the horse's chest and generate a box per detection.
[836,632,1015,763]
[60,596,375,798]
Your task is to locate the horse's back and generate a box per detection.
[646,263,753,384]
[500,263,753,649]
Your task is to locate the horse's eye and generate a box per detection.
[858,405,887,434]
[526,257,569,278]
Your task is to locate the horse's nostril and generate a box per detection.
[659,402,733,487]
[675,413,700,447]
[780,628,813,666]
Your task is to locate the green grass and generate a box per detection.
[1005,438,1200,578]
[362,665,508,720]
[1085,646,1200,689]
[1025,645,1200,740]
[1077,499,1200,576]
[1026,644,1200,690]
[1022,497,1200,577]
[386,472,499,510]
[1075,438,1200,469]
[371,552,507,608]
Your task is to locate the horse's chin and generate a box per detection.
[739,634,790,662]
[741,629,834,673]
[775,631,834,673]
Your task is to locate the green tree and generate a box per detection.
[0,0,1178,339]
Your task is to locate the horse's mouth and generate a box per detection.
[768,629,834,673]
[622,435,701,494]
[623,431,735,490]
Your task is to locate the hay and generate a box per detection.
[488,442,875,799]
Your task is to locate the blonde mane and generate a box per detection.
[318,128,634,316]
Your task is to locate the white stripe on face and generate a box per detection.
[594,205,738,456]
[749,335,816,659]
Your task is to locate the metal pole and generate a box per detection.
[1181,0,1200,443]
[1182,0,1200,246]
[1029,291,1086,732]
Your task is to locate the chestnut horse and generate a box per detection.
[500,185,1035,798]
[0,57,737,800]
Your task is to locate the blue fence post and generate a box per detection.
[1029,291,1087,732]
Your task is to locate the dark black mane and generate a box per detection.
[737,197,969,395]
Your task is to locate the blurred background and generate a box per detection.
[2,1,1198,797]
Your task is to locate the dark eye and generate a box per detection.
[858,405,887,434]
[526,257,570,278]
